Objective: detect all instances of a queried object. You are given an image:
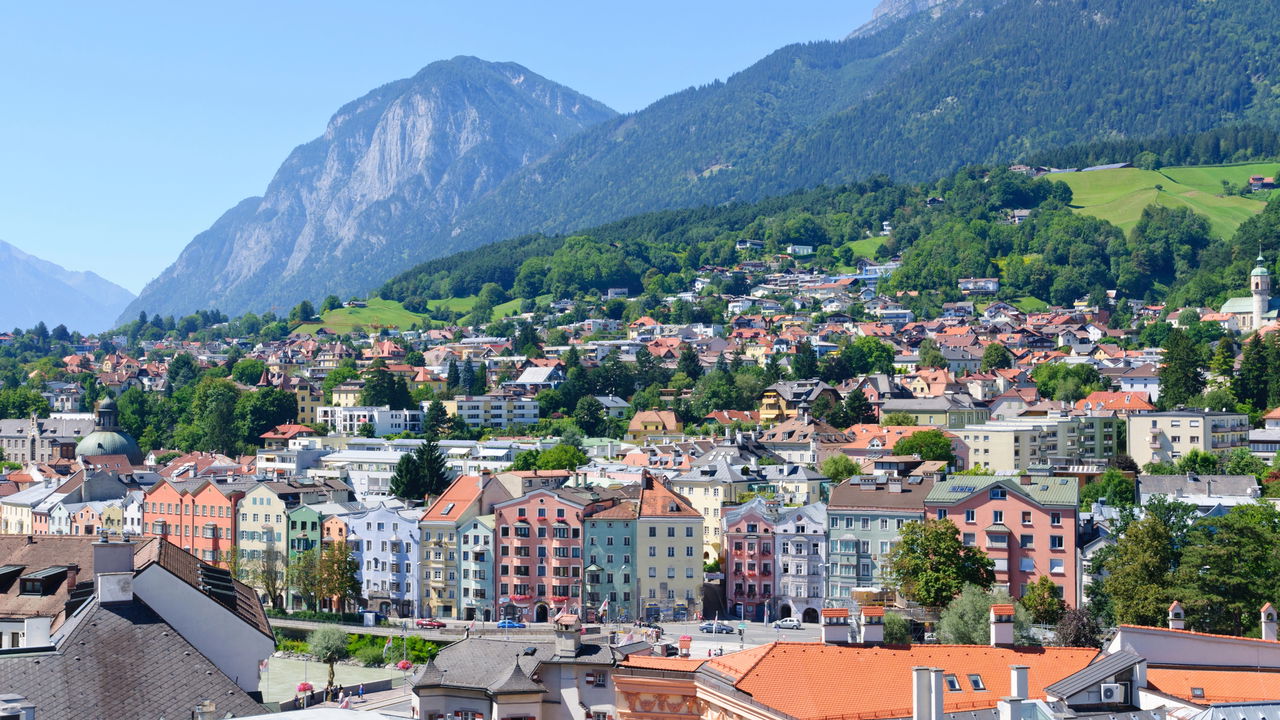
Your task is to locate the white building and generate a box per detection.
[346,502,424,618]
[317,405,424,436]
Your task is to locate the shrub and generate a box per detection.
[355,646,388,667]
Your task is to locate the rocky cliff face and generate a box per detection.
[123,57,615,320]
[0,239,135,333]
[848,0,962,38]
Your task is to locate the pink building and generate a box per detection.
[493,487,615,623]
[925,475,1079,606]
[722,497,779,621]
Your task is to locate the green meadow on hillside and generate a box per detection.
[292,295,535,334]
[1051,163,1276,238]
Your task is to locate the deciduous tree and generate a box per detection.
[887,520,995,607]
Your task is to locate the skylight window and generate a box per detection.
[944,675,961,692]
[1191,688,1205,699]
[968,674,986,691]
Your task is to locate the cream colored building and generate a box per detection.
[670,454,759,561]
[1128,409,1250,467]
[633,475,705,621]
[956,415,1120,471]
[237,483,289,600]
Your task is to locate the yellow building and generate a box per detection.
[626,410,683,443]
[671,454,759,560]
[758,380,840,424]
[237,484,289,603]
[634,475,705,621]
[331,381,364,408]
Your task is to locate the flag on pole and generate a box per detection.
[259,658,270,671]
[383,636,393,653]
[599,598,610,616]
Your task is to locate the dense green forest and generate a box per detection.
[432,0,1280,269]
[1026,125,1280,170]
[384,163,1280,318]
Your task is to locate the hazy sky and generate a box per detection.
[0,2,879,293]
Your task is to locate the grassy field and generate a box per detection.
[1051,163,1275,238]
[293,298,430,334]
[976,296,1048,313]
[846,235,888,258]
[293,294,541,334]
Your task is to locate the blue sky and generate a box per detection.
[0,2,878,293]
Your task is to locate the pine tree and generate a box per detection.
[843,388,876,425]
[1233,335,1268,410]
[1158,328,1205,408]
[791,340,819,380]
[677,345,703,381]
[1209,341,1236,381]
[460,360,475,395]
[446,360,460,391]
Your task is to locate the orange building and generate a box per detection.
[142,479,243,566]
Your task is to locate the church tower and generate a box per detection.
[1252,254,1271,331]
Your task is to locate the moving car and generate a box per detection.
[415,619,447,629]
[772,617,802,630]
[699,621,735,634]
[497,619,527,629]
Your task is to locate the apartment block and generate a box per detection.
[1127,409,1250,467]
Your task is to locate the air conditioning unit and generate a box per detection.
[1099,682,1127,703]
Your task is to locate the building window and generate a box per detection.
[944,675,961,692]
[968,674,986,691]
[964,509,976,523]
[1050,535,1064,550]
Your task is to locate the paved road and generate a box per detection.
[268,617,810,650]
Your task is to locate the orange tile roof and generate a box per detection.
[721,643,1096,720]
[622,655,709,670]
[990,604,1016,615]
[1147,666,1280,705]
[820,608,849,618]
[420,475,483,521]
[861,607,885,617]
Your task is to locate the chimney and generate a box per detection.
[929,668,945,720]
[998,697,1023,720]
[820,607,851,644]
[64,563,79,592]
[192,700,217,720]
[1167,601,1185,630]
[1010,665,1029,699]
[912,667,932,720]
[21,616,51,648]
[93,537,135,604]
[553,613,582,658]
[859,606,885,644]
[990,604,1015,646]
[1263,603,1278,641]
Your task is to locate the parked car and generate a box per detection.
[699,621,734,634]
[415,619,446,629]
[497,619,526,629]
[637,621,664,635]
[772,617,802,630]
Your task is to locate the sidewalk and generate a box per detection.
[300,685,414,713]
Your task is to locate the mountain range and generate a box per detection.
[0,239,135,334]
[123,0,1280,322]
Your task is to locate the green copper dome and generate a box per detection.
[76,395,143,464]
[1254,255,1270,277]
[76,430,144,465]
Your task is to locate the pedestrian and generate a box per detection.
[358,683,365,701]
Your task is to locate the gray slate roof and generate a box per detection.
[412,638,617,693]
[0,599,264,719]
[1044,650,1142,698]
